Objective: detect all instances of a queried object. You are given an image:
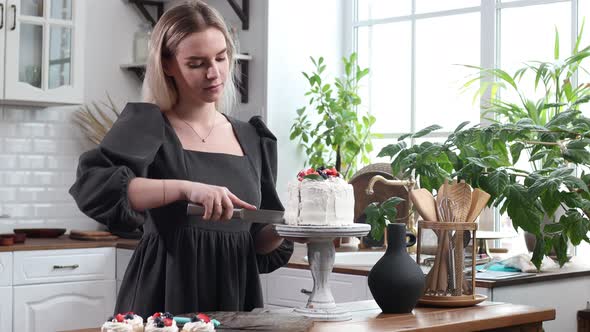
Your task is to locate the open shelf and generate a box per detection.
[126,0,249,29]
[122,0,251,103]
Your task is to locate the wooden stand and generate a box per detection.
[416,220,486,306]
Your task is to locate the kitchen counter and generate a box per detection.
[59,300,555,332]
[288,243,590,288]
[5,236,590,289]
[0,235,139,252]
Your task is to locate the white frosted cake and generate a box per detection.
[285,167,355,226]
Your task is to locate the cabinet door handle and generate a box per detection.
[0,4,4,30]
[300,288,312,295]
[10,4,15,31]
[53,264,79,269]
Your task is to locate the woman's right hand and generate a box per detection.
[182,181,257,221]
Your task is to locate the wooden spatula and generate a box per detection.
[465,188,491,223]
[409,189,438,221]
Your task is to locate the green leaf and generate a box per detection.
[505,184,543,235]
[531,235,545,270]
[364,203,385,241]
[483,170,510,197]
[510,142,525,164]
[377,142,407,158]
[540,189,561,218]
[560,210,590,246]
[454,121,470,133]
[413,125,443,138]
[543,223,564,234]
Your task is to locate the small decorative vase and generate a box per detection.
[368,223,425,313]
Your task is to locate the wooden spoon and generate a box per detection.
[409,189,438,221]
[465,188,491,223]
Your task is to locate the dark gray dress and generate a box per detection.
[69,102,293,317]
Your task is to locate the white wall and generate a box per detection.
[267,0,348,203]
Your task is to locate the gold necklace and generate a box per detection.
[179,113,217,143]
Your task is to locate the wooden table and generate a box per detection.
[61,300,555,332]
[309,300,555,331]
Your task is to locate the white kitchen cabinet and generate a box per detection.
[14,280,116,332]
[1,0,85,105]
[265,267,369,308]
[0,286,12,332]
[489,277,590,332]
[0,252,12,286]
[13,248,115,285]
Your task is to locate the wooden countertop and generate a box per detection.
[0,235,139,252]
[59,300,555,332]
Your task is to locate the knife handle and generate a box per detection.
[186,203,242,219]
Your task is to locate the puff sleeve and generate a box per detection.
[69,103,164,232]
[248,116,294,274]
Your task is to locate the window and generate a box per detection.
[353,0,588,248]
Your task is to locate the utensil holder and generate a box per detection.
[416,220,478,301]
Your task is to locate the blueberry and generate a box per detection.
[164,312,173,319]
[156,321,165,328]
[154,317,162,324]
[317,166,326,171]
[125,314,134,320]
[191,315,201,323]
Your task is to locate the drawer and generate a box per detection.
[0,252,13,286]
[116,248,134,281]
[265,267,369,307]
[13,248,115,285]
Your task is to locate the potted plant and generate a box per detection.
[364,196,406,243]
[290,53,376,179]
[376,25,590,270]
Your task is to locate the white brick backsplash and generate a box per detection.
[0,155,17,169]
[17,123,47,137]
[34,203,83,218]
[0,122,17,136]
[0,187,17,201]
[2,171,31,185]
[0,105,95,229]
[46,123,82,138]
[18,155,45,169]
[4,138,32,153]
[31,171,62,186]
[32,138,59,154]
[61,171,77,186]
[44,187,72,201]
[16,188,46,201]
[2,204,34,218]
[32,108,65,122]
[3,108,34,121]
[47,156,74,169]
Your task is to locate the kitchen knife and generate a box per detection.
[186,203,285,224]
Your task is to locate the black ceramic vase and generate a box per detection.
[368,223,425,313]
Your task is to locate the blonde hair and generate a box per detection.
[142,0,237,113]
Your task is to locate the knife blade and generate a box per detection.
[186,203,285,224]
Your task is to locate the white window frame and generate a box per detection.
[348,0,583,235]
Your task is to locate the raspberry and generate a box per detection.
[115,314,124,322]
[164,318,173,326]
[197,313,210,323]
[152,312,161,318]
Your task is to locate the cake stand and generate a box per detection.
[274,223,371,321]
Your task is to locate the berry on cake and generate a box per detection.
[285,166,355,226]
[101,312,143,332]
[145,312,178,332]
[181,313,220,332]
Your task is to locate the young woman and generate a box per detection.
[70,0,293,317]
